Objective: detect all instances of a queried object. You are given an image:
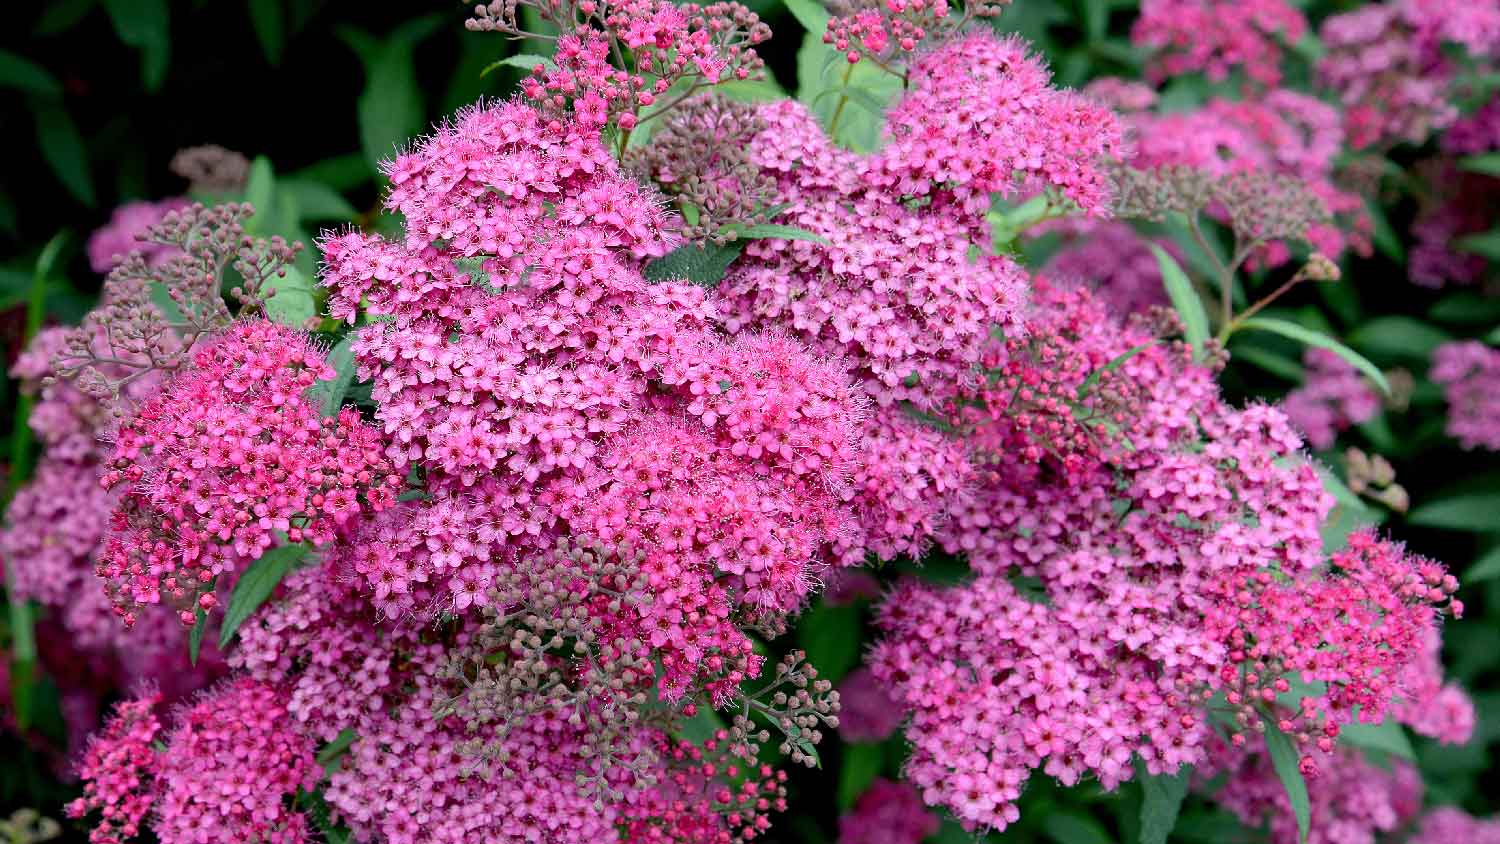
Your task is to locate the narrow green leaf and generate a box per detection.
[188,608,208,665]
[7,599,36,664]
[1261,719,1311,844]
[248,0,286,65]
[316,728,358,774]
[1430,292,1500,325]
[263,265,318,327]
[1044,811,1114,844]
[34,103,95,207]
[34,0,98,36]
[289,154,373,192]
[734,223,830,245]
[0,49,62,96]
[1347,316,1453,362]
[1456,229,1500,261]
[1466,545,1500,582]
[102,0,169,90]
[1408,493,1500,531]
[1149,244,1209,361]
[309,335,359,417]
[1339,718,1416,762]
[341,19,442,171]
[479,53,555,77]
[837,743,883,811]
[784,0,832,31]
[1459,152,1500,177]
[1238,317,1391,396]
[1137,760,1191,844]
[1364,197,1405,262]
[218,544,310,649]
[643,242,744,286]
[244,156,277,235]
[281,180,359,221]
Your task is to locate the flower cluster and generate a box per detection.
[836,779,938,844]
[823,0,1008,68]
[865,282,1459,831]
[467,0,770,132]
[1043,222,1172,318]
[97,320,400,626]
[1318,0,1500,149]
[1132,0,1307,87]
[1282,348,1382,450]
[67,682,318,844]
[1430,340,1500,450]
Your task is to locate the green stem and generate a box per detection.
[826,62,856,139]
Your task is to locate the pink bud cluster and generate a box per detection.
[1281,348,1382,450]
[96,320,400,627]
[1318,0,1500,149]
[822,0,1012,68]
[836,779,938,844]
[1430,340,1500,450]
[1132,0,1307,87]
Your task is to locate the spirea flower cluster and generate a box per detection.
[1430,340,1500,450]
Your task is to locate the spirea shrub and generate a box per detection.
[5,0,1500,842]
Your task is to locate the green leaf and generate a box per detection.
[1043,811,1114,844]
[733,223,829,245]
[796,602,861,685]
[480,53,555,77]
[341,19,442,172]
[316,728,358,774]
[674,704,728,745]
[289,154,373,192]
[1456,229,1500,262]
[102,0,169,91]
[643,242,744,286]
[248,0,285,65]
[281,180,359,221]
[1346,316,1453,362]
[34,0,98,36]
[34,103,95,206]
[1339,718,1416,762]
[264,265,318,327]
[308,335,359,417]
[188,607,208,665]
[1459,152,1500,178]
[1149,244,1209,361]
[795,28,901,152]
[1238,317,1391,397]
[1261,718,1311,844]
[1365,197,1405,262]
[244,156,277,234]
[218,544,310,649]
[1408,493,1500,531]
[1229,345,1304,382]
[1137,760,1191,844]
[1430,292,1500,325]
[0,49,62,96]
[1466,544,1500,582]
[837,743,883,811]
[784,0,832,31]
